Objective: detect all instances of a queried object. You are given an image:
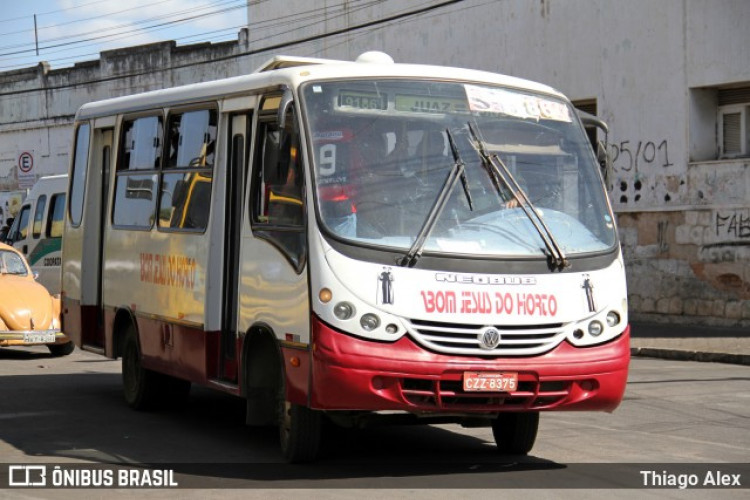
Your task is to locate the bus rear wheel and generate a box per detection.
[491,412,539,455]
[278,399,322,463]
[122,325,160,410]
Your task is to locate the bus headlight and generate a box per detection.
[606,311,621,327]
[333,302,356,320]
[588,320,604,337]
[360,313,381,332]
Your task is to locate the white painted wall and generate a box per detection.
[0,39,249,196]
[1,0,748,324]
[245,0,750,325]
[247,0,750,212]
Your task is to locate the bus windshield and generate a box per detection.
[302,79,617,258]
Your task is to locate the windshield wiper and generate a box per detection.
[467,123,570,270]
[399,129,473,267]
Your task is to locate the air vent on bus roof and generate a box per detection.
[253,55,346,73]
[355,51,394,64]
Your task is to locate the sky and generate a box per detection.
[0,0,247,72]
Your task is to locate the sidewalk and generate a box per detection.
[629,321,750,366]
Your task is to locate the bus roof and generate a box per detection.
[75,52,564,121]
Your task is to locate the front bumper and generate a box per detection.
[0,330,70,347]
[311,317,630,414]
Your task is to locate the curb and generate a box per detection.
[631,347,750,366]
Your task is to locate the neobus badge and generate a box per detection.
[435,273,537,286]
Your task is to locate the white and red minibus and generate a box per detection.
[62,52,629,462]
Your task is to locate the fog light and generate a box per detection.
[588,320,604,337]
[385,323,398,334]
[333,302,355,320]
[606,311,621,327]
[360,313,380,331]
[580,380,597,392]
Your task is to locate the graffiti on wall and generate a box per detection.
[715,210,750,240]
[608,139,678,205]
[609,139,673,173]
[699,209,750,266]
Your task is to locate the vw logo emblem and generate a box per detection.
[478,327,501,350]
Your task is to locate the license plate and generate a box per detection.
[23,332,56,344]
[463,372,518,392]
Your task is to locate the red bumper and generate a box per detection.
[311,317,630,413]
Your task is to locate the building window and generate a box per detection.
[718,87,750,159]
[573,99,598,152]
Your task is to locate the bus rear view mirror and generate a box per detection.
[576,109,612,188]
[277,88,294,131]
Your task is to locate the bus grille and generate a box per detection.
[405,319,566,356]
[400,376,571,410]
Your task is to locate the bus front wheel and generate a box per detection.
[491,412,539,455]
[278,399,322,463]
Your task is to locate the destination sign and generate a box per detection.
[338,90,387,110]
[395,94,468,114]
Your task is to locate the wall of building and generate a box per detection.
[247,0,750,325]
[0,1,747,325]
[0,33,253,223]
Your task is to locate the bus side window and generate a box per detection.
[11,205,31,243]
[46,194,66,238]
[69,123,90,227]
[112,115,162,229]
[159,108,216,231]
[251,95,307,273]
[259,123,304,226]
[32,195,47,239]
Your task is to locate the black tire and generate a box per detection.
[47,341,74,357]
[121,324,160,410]
[491,412,539,455]
[278,388,322,463]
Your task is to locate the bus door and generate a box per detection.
[82,125,113,351]
[219,112,250,382]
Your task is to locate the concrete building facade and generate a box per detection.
[0,0,748,326]
[246,0,750,327]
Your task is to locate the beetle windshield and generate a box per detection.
[302,79,617,258]
[0,250,29,276]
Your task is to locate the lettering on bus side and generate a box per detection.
[139,252,197,290]
[435,273,537,285]
[420,290,558,317]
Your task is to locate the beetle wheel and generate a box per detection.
[47,341,74,357]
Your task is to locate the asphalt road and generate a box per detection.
[0,345,748,498]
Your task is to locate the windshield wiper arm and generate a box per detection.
[399,129,471,267]
[467,123,569,270]
[447,129,474,211]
